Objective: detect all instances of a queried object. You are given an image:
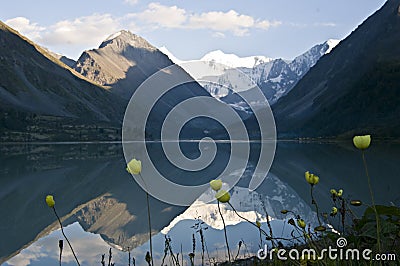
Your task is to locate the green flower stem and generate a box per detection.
[52,207,80,266]
[228,202,271,239]
[59,240,63,266]
[128,247,131,266]
[310,186,322,226]
[362,151,381,252]
[217,201,231,262]
[146,192,154,266]
[260,198,275,244]
[137,173,154,266]
[345,202,360,220]
[228,202,305,244]
[340,198,346,234]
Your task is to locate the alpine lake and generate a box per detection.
[1,141,399,265]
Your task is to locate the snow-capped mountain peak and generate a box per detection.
[158,39,341,106]
[201,50,272,68]
[325,39,340,54]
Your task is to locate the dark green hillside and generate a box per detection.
[272,0,400,138]
[305,61,400,138]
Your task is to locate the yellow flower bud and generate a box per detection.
[305,171,319,185]
[215,190,230,203]
[256,220,261,228]
[305,171,311,183]
[330,189,337,196]
[353,135,371,150]
[297,219,306,229]
[311,174,319,185]
[126,158,142,175]
[331,207,338,216]
[210,179,222,191]
[337,189,343,197]
[350,200,362,206]
[314,225,326,232]
[46,195,55,208]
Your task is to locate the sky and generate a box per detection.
[0,0,387,61]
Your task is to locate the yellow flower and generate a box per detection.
[353,135,371,150]
[314,225,326,232]
[126,158,142,175]
[46,195,55,208]
[305,171,319,185]
[330,189,337,196]
[215,190,230,203]
[297,219,306,229]
[256,220,261,228]
[305,171,311,183]
[350,200,362,206]
[331,207,338,216]
[210,179,222,191]
[337,189,343,197]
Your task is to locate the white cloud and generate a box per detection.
[255,20,282,29]
[288,22,336,28]
[3,4,281,58]
[39,14,121,47]
[131,3,280,36]
[313,22,336,27]
[132,2,187,28]
[5,14,122,51]
[188,10,254,36]
[124,0,138,5]
[5,17,45,39]
[212,32,226,38]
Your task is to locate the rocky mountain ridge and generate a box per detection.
[0,21,125,141]
[272,0,400,138]
[160,40,339,105]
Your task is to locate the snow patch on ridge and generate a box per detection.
[105,31,122,41]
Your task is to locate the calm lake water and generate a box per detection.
[1,141,399,265]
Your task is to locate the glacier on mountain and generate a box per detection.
[159,40,339,106]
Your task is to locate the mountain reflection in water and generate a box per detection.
[1,141,399,265]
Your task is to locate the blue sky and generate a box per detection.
[0,0,386,60]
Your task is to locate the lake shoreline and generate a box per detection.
[1,137,399,145]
